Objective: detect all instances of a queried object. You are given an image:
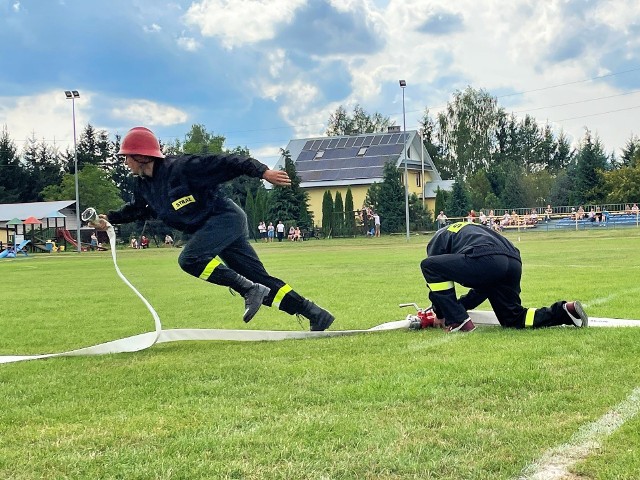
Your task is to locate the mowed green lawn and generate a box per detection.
[1,229,639,479]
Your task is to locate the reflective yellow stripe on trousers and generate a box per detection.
[272,284,292,308]
[426,281,454,291]
[525,308,536,328]
[199,257,222,280]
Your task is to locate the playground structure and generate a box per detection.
[0,239,30,258]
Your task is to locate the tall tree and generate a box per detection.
[445,176,471,218]
[602,164,640,204]
[326,104,393,136]
[182,124,225,154]
[268,149,312,229]
[222,145,263,208]
[376,162,406,233]
[41,165,123,213]
[253,187,271,231]
[572,129,608,205]
[333,191,345,236]
[620,136,639,168]
[321,190,334,236]
[436,87,499,178]
[467,170,493,210]
[434,186,450,217]
[67,124,111,171]
[244,191,257,240]
[419,108,444,177]
[0,126,25,203]
[21,134,64,202]
[344,187,356,235]
[105,133,135,203]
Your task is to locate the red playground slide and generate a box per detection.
[60,229,78,247]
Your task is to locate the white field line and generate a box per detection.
[583,286,640,308]
[517,387,640,480]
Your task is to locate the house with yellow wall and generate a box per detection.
[271,128,453,226]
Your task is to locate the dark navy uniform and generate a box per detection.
[421,222,575,328]
[108,153,309,317]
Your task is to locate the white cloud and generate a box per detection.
[111,100,188,127]
[183,0,307,48]
[177,35,200,51]
[0,90,89,152]
[143,23,162,33]
[12,1,20,12]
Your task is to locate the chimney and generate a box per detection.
[387,125,401,133]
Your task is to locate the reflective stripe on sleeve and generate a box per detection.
[199,257,222,280]
[525,308,536,328]
[427,281,454,292]
[272,284,293,308]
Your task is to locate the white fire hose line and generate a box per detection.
[0,220,413,365]
[0,214,638,365]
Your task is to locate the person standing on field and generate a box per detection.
[276,220,285,242]
[420,222,589,332]
[92,127,334,331]
[373,212,381,237]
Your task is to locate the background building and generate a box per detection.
[272,128,452,225]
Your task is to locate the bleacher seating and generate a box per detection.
[554,213,640,229]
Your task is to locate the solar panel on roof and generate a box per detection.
[353,136,365,147]
[380,135,391,145]
[303,140,314,150]
[345,137,356,148]
[320,139,331,149]
[311,140,322,150]
[296,150,316,161]
[390,133,401,144]
[337,137,348,148]
[366,143,403,156]
[328,138,339,148]
[371,135,382,146]
[363,136,373,146]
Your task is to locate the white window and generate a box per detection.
[315,150,324,159]
[357,147,367,156]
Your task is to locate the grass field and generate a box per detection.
[1,229,639,479]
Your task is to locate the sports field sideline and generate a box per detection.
[1,229,639,479]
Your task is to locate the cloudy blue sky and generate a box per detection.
[1,0,639,167]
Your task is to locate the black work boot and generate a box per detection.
[243,283,270,323]
[299,299,335,331]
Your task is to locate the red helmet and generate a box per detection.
[118,127,165,158]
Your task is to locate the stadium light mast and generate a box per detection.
[399,80,410,241]
[64,90,82,253]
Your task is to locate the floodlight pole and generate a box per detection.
[399,80,410,241]
[65,90,81,253]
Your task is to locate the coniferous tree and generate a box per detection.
[269,149,312,229]
[377,162,406,233]
[501,168,527,210]
[333,191,345,236]
[244,191,257,240]
[0,126,25,203]
[321,190,334,236]
[572,130,608,205]
[445,176,471,219]
[620,136,639,168]
[254,187,271,232]
[344,187,356,235]
[434,186,450,218]
[22,134,64,202]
